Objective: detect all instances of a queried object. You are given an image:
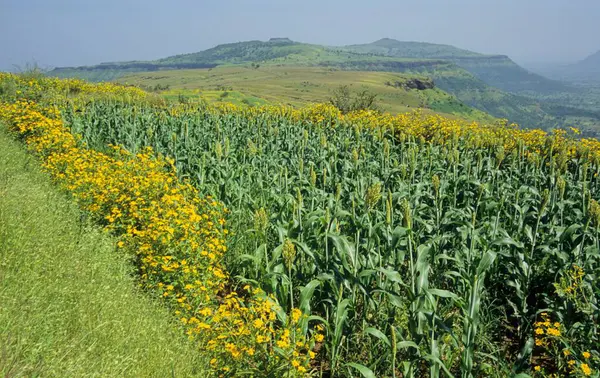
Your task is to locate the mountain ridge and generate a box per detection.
[578,50,600,67]
[48,37,599,132]
[341,38,569,94]
[527,49,600,86]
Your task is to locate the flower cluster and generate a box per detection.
[0,98,316,376]
[533,313,596,377]
[0,72,157,106]
[120,96,600,166]
[534,313,563,348]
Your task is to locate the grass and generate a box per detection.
[0,127,207,377]
[117,66,494,122]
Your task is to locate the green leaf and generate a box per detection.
[476,250,497,275]
[345,362,376,378]
[328,234,356,270]
[428,288,458,300]
[560,224,581,242]
[373,289,404,308]
[299,279,321,314]
[396,340,419,350]
[422,354,454,377]
[377,267,405,285]
[491,237,523,249]
[524,225,533,243]
[364,327,390,347]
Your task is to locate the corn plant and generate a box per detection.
[61,100,600,377]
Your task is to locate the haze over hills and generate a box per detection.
[341,39,570,94]
[531,50,600,86]
[50,38,600,133]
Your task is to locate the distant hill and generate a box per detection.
[578,50,600,68]
[528,50,600,86]
[341,39,569,94]
[342,38,483,58]
[48,38,598,131]
[565,50,600,84]
[115,66,495,123]
[51,39,446,81]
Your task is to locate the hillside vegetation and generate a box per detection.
[116,66,493,122]
[341,38,569,94]
[50,38,600,132]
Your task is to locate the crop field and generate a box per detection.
[0,73,598,377]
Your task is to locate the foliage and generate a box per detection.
[0,74,317,377]
[115,66,493,122]
[0,128,210,377]
[46,37,600,132]
[2,73,600,377]
[328,85,380,114]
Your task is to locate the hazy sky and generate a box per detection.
[1,0,599,71]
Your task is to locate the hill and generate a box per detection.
[533,50,600,86]
[49,38,599,131]
[115,66,493,122]
[51,39,444,82]
[341,38,570,94]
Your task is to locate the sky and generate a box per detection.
[1,0,599,71]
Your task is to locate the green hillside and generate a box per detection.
[51,39,442,82]
[116,66,493,122]
[49,38,600,131]
[341,38,570,94]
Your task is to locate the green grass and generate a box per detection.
[117,66,494,122]
[0,128,207,377]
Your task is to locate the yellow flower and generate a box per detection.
[534,366,541,372]
[581,363,592,376]
[315,333,324,342]
[253,318,264,328]
[291,308,302,323]
[583,351,591,359]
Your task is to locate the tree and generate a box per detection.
[328,85,380,114]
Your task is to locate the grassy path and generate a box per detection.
[0,128,207,377]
